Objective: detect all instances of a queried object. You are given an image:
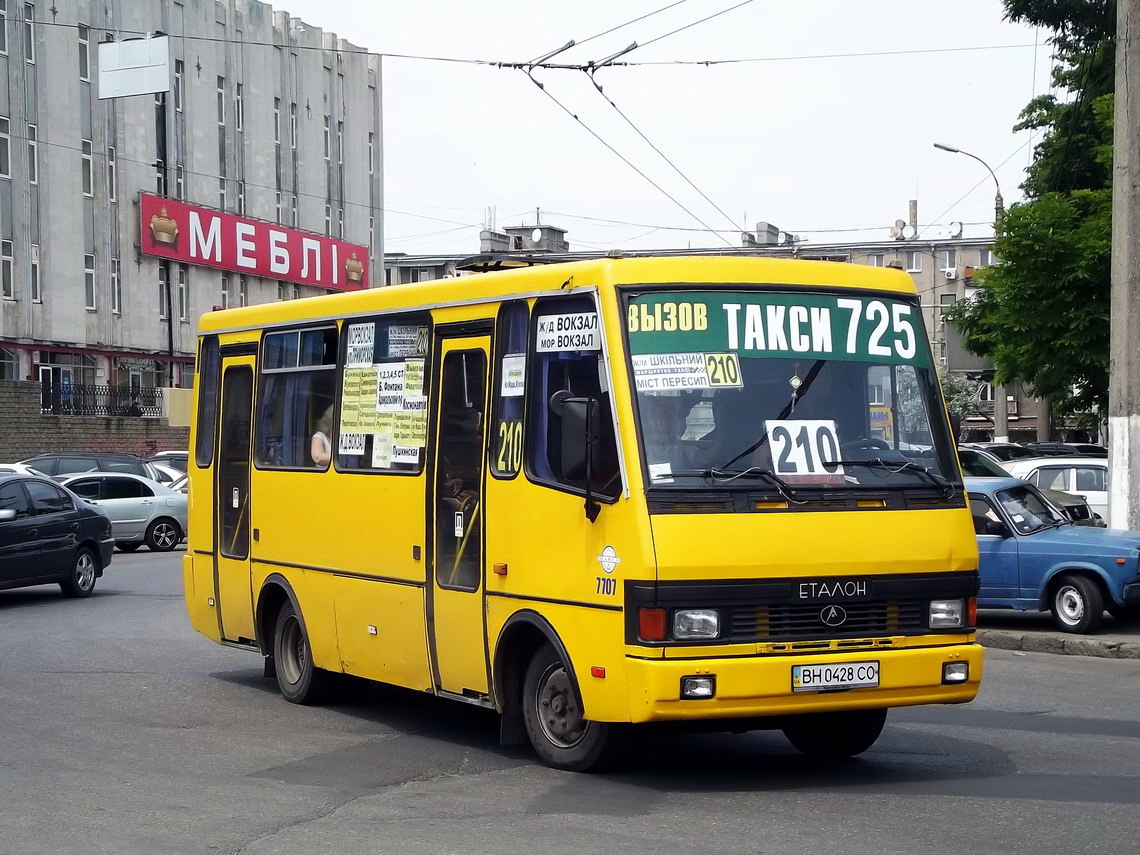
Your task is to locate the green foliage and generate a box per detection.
[949,0,1115,419]
[939,370,982,418]
[947,189,1112,414]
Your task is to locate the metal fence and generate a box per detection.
[40,382,164,418]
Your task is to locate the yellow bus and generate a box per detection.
[184,255,982,771]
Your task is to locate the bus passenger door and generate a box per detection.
[215,358,256,643]
[429,336,490,698]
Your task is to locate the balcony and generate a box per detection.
[40,382,164,418]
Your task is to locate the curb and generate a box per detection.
[977,629,1140,660]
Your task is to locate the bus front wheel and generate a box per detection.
[782,708,887,759]
[272,600,330,705]
[522,645,613,772]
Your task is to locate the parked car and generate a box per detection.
[20,452,160,481]
[149,451,188,473]
[59,472,187,552]
[150,462,185,488]
[1023,441,1107,458]
[966,476,1140,633]
[959,442,1038,462]
[0,472,114,597]
[1002,456,1108,520]
[0,463,50,477]
[957,447,1103,527]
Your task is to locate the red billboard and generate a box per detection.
[138,193,368,291]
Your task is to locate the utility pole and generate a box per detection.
[1110,0,1140,529]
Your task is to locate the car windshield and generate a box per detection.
[626,289,959,492]
[959,449,1007,477]
[996,484,1065,533]
[987,445,1035,461]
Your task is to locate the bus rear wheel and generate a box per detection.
[272,600,331,705]
[782,708,887,759]
[522,645,613,772]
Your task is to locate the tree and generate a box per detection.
[947,1,1115,418]
[939,370,982,420]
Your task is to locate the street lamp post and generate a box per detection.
[934,142,1008,441]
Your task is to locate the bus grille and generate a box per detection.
[729,598,928,642]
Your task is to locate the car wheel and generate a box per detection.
[272,599,331,705]
[116,542,142,553]
[60,548,98,598]
[1051,574,1104,634]
[521,645,614,772]
[782,708,887,759]
[145,518,182,552]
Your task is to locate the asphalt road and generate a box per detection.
[1,550,1138,855]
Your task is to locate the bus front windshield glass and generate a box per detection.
[626,290,959,492]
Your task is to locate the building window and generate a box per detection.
[110,257,121,315]
[867,253,883,267]
[178,265,188,322]
[940,248,957,271]
[174,59,183,111]
[221,274,231,309]
[324,204,331,236]
[23,2,34,64]
[0,348,16,379]
[159,265,169,319]
[84,253,96,310]
[107,146,117,201]
[81,139,93,196]
[0,117,9,177]
[218,178,226,210]
[337,208,344,239]
[239,275,247,307]
[369,215,374,256]
[289,103,297,149]
[292,283,301,300]
[1,240,12,299]
[336,121,343,164]
[78,24,89,80]
[291,196,298,228]
[175,163,184,199]
[276,192,282,223]
[26,123,36,184]
[237,180,245,215]
[979,248,994,267]
[30,244,40,302]
[277,281,287,301]
[216,76,225,126]
[939,293,957,307]
[368,132,374,175]
[323,116,330,160]
[904,250,922,273]
[235,83,244,131]
[273,98,280,143]
[0,1,7,55]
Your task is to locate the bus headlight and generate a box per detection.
[673,608,720,640]
[929,599,965,629]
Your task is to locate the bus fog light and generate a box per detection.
[929,599,965,629]
[942,662,969,683]
[681,676,716,699]
[673,608,720,639]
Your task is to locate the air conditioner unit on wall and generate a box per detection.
[944,267,957,280]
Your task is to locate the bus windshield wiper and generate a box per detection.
[665,467,810,504]
[825,457,955,498]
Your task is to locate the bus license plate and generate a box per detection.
[792,661,879,693]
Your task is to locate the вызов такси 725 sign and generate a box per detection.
[138,192,369,291]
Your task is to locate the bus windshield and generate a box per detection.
[626,289,959,492]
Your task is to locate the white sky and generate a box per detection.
[283,0,1054,256]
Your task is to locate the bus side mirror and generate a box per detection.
[551,391,603,522]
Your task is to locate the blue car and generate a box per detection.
[965,476,1140,633]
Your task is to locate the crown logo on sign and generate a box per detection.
[149,207,179,247]
[345,251,364,283]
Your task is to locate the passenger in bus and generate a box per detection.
[310,405,334,467]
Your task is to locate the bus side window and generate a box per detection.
[527,296,620,499]
[490,301,529,478]
[255,327,338,470]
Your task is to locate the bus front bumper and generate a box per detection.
[622,642,983,724]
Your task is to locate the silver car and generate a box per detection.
[59,473,187,552]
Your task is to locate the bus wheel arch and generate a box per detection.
[492,612,581,745]
[255,575,296,658]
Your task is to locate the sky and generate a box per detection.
[282,0,1055,256]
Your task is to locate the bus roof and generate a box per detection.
[197,254,918,334]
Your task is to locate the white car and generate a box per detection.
[58,472,188,552]
[0,463,51,477]
[1002,457,1108,520]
